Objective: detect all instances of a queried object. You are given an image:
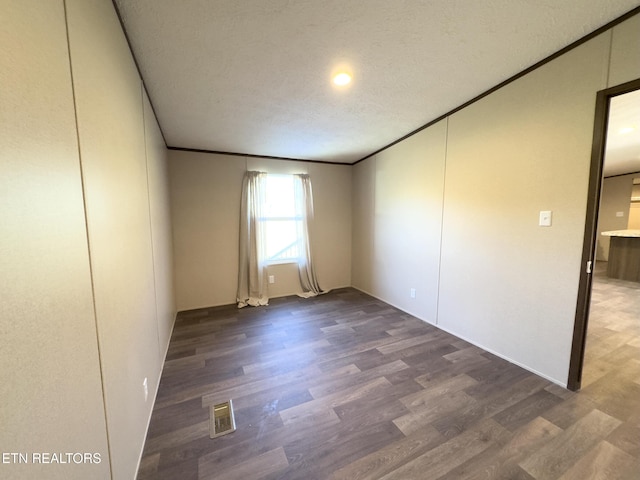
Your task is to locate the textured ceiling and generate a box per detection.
[605,89,640,177]
[114,0,640,164]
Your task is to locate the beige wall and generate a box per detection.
[630,205,640,229]
[351,159,376,294]
[352,122,447,323]
[608,13,640,87]
[352,13,639,386]
[144,91,176,357]
[0,2,110,478]
[170,151,352,310]
[596,173,636,260]
[169,152,244,308]
[1,1,175,479]
[630,182,640,229]
[66,0,176,477]
[439,34,609,383]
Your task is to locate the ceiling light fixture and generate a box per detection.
[618,126,636,135]
[333,72,352,86]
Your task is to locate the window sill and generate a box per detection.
[265,259,300,266]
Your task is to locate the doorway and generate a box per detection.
[568,78,640,391]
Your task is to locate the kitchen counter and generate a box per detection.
[601,229,640,238]
[601,230,640,282]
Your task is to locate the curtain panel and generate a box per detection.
[294,174,324,298]
[236,171,325,308]
[236,171,269,307]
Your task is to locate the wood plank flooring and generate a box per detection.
[138,269,640,479]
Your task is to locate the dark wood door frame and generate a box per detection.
[568,77,640,391]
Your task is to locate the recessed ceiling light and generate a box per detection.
[619,126,636,135]
[333,72,352,86]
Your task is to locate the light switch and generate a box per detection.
[616,211,624,217]
[539,210,552,227]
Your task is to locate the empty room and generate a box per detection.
[2,1,639,479]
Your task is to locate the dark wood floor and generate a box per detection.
[138,268,640,479]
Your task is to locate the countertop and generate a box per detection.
[601,229,640,238]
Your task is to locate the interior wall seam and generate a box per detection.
[434,116,450,327]
[136,82,162,477]
[140,83,162,355]
[605,29,614,88]
[62,0,114,477]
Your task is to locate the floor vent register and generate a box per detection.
[209,400,236,438]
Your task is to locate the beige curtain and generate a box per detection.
[294,174,325,297]
[236,171,269,308]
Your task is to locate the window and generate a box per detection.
[237,171,323,307]
[261,174,302,263]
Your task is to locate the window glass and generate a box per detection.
[262,175,300,262]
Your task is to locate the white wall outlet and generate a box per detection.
[268,275,275,284]
[410,288,416,299]
[143,377,148,402]
[539,210,552,227]
[616,211,624,217]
